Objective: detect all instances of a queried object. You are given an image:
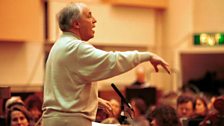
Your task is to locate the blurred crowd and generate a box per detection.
[95,67,224,126]
[1,67,224,126]
[95,92,224,126]
[1,94,42,126]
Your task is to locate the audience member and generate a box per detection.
[176,94,194,126]
[1,96,25,126]
[194,96,208,116]
[207,96,217,113]
[188,95,208,126]
[24,94,42,122]
[130,66,148,87]
[6,105,34,126]
[109,99,121,119]
[149,105,181,126]
[98,98,121,124]
[5,96,24,112]
[129,97,150,126]
[200,95,224,126]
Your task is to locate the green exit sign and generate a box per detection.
[194,33,224,46]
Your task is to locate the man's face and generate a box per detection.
[177,101,194,118]
[77,7,96,41]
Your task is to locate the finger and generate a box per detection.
[161,64,171,74]
[153,64,159,72]
[106,107,113,116]
[105,102,113,113]
[107,103,112,111]
[161,59,169,66]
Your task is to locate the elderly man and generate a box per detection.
[42,2,170,126]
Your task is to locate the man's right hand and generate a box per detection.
[149,53,171,74]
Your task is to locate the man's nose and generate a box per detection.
[182,109,187,114]
[93,16,97,23]
[17,119,22,124]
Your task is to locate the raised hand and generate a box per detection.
[149,53,171,74]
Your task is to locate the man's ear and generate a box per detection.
[72,20,80,29]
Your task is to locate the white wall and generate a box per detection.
[193,0,224,33]
[0,0,44,41]
[0,0,44,92]
[90,4,156,47]
[0,42,44,92]
[48,1,156,47]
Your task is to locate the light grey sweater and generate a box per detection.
[42,32,152,121]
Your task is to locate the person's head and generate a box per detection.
[193,96,208,116]
[135,66,146,83]
[207,96,217,112]
[24,94,42,121]
[6,105,32,126]
[58,2,97,41]
[176,94,194,118]
[130,97,147,117]
[213,95,224,114]
[109,99,121,118]
[150,105,181,126]
[5,96,25,114]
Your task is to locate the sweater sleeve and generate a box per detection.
[69,42,152,82]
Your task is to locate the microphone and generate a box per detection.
[111,83,134,111]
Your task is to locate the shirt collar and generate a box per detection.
[62,32,81,40]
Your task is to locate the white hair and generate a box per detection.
[57,3,87,31]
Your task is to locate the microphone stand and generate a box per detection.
[119,100,129,124]
[111,83,134,124]
[119,100,134,125]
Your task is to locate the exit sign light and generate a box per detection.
[194,33,224,46]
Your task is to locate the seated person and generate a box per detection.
[200,95,224,126]
[6,105,35,126]
[1,96,25,126]
[129,97,150,126]
[24,94,43,122]
[109,99,121,120]
[100,99,121,124]
[130,66,149,87]
[5,96,25,112]
[176,94,194,126]
[188,95,208,126]
[149,105,181,126]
